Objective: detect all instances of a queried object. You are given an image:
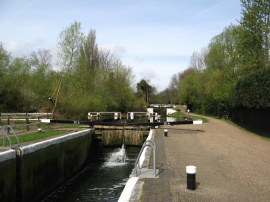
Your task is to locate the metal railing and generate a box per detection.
[0,113,53,133]
[0,125,20,149]
[0,126,11,148]
[134,140,156,177]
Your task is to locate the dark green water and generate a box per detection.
[43,146,140,202]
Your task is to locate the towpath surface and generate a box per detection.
[140,117,270,201]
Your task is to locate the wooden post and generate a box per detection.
[26,113,30,131]
[7,116,10,134]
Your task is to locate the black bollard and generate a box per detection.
[164,129,168,137]
[186,165,196,190]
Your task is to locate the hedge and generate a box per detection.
[234,68,270,109]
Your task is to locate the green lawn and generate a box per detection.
[1,130,67,146]
[0,121,87,147]
[169,111,208,123]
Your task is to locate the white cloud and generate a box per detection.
[99,44,126,55]
[5,41,21,53]
[139,68,157,80]
[5,38,46,57]
[0,0,241,92]
[127,56,189,91]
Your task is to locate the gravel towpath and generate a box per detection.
[141,117,270,202]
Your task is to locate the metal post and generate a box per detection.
[164,129,168,137]
[186,165,196,190]
[153,141,156,176]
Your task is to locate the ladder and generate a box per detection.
[0,126,11,148]
[0,125,20,149]
[134,140,157,178]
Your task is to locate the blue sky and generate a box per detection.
[0,0,241,91]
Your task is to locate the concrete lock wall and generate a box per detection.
[0,129,93,202]
[0,150,17,202]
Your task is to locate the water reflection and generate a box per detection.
[132,116,190,123]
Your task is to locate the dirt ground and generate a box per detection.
[163,117,270,201]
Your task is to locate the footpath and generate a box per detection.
[139,117,270,201]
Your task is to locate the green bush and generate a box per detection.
[233,68,270,109]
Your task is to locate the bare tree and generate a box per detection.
[189,49,207,70]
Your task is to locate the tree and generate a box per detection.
[76,30,100,93]
[4,57,31,111]
[199,25,243,115]
[178,69,201,110]
[233,68,270,108]
[51,21,84,113]
[0,43,11,111]
[189,49,207,70]
[165,73,181,104]
[51,25,136,118]
[239,0,270,70]
[136,79,155,104]
[28,49,53,110]
[101,59,134,111]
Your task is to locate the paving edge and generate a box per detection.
[0,149,16,162]
[118,129,155,201]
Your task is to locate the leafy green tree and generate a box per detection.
[101,61,134,111]
[179,68,202,110]
[52,21,85,113]
[0,43,11,111]
[0,22,136,117]
[28,49,54,110]
[204,25,241,113]
[76,30,100,93]
[51,24,136,118]
[239,0,270,70]
[137,79,155,104]
[4,57,31,111]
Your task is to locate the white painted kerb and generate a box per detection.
[193,120,203,124]
[40,119,51,123]
[0,149,16,162]
[19,129,91,155]
[118,177,139,202]
[139,129,153,168]
[118,129,154,201]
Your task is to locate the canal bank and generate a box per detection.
[0,124,148,202]
[0,129,93,202]
[119,129,170,201]
[122,117,270,201]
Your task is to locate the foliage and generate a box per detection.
[233,68,270,109]
[176,0,270,116]
[0,21,137,118]
[136,79,155,104]
[239,0,270,70]
[179,69,201,109]
[169,111,208,123]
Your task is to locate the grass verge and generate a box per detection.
[169,111,208,123]
[1,130,67,146]
[225,119,270,141]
